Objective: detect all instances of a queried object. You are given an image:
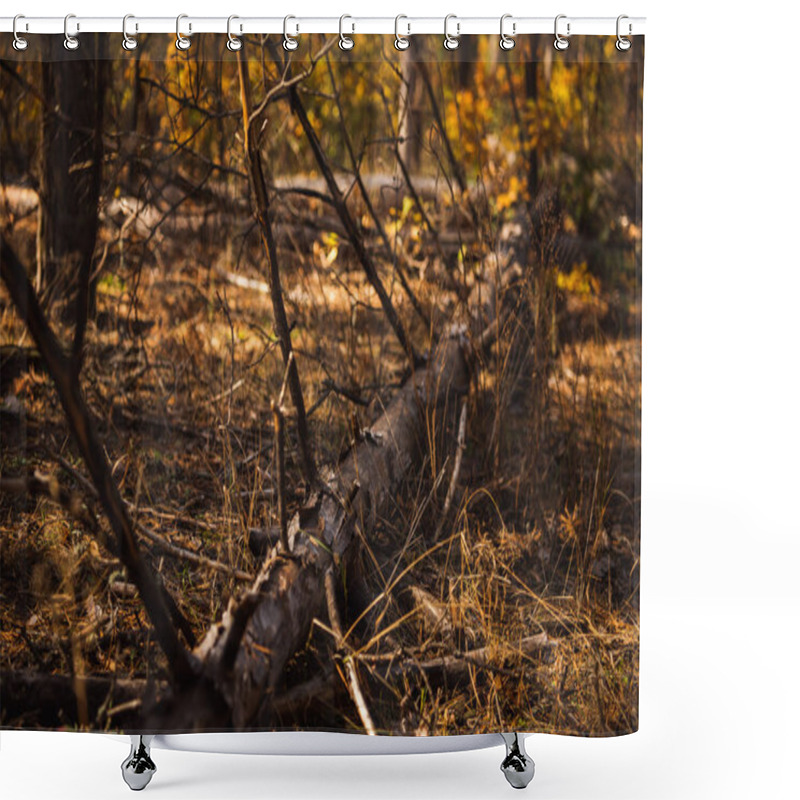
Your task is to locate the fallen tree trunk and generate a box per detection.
[150,333,471,730]
[0,669,337,729]
[0,670,164,730]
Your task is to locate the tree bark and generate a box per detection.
[37,34,105,372]
[398,59,423,174]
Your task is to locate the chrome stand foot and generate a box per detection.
[500,732,535,789]
[121,735,157,791]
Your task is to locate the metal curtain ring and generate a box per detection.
[616,14,632,51]
[554,14,570,51]
[339,15,354,50]
[122,14,138,51]
[443,14,460,51]
[394,15,410,51]
[12,14,29,51]
[499,14,516,50]
[227,15,242,51]
[283,15,298,51]
[176,14,191,51]
[64,13,79,51]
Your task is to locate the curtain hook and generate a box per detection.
[176,14,191,51]
[64,13,79,51]
[227,15,242,51]
[499,14,516,51]
[339,15,354,51]
[12,15,29,51]
[616,15,632,51]
[443,14,460,51]
[554,14,570,51]
[122,14,138,51]
[283,15,299,51]
[394,15,411,51]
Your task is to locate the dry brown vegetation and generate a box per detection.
[1,34,641,736]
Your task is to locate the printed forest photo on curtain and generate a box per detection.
[0,33,642,736]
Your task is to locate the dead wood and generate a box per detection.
[247,526,280,558]
[407,585,456,641]
[385,633,554,684]
[146,331,470,731]
[433,398,468,541]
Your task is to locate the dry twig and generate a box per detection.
[433,398,468,541]
[324,568,377,735]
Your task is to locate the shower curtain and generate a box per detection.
[0,27,643,738]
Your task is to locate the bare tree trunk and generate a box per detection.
[37,34,105,374]
[524,38,540,199]
[398,59,423,174]
[456,37,478,90]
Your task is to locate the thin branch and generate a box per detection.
[417,61,467,195]
[237,52,317,487]
[273,355,293,552]
[0,470,198,647]
[367,633,554,681]
[289,84,420,367]
[433,398,468,542]
[272,400,289,554]
[324,57,430,329]
[0,236,193,684]
[135,521,254,583]
[51,453,254,583]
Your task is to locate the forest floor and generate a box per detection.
[1,183,639,735]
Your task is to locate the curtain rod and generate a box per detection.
[0,16,646,37]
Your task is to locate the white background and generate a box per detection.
[3,1,799,798]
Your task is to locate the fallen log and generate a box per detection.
[1,629,553,731]
[150,332,471,730]
[0,670,165,730]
